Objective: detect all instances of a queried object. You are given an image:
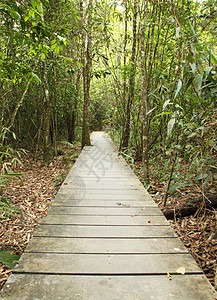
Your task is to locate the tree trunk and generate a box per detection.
[140,1,149,184]
[80,0,92,148]
[121,0,138,152]
[43,58,51,164]
[71,71,81,143]
[119,0,128,151]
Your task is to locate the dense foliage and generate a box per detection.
[0,0,216,194]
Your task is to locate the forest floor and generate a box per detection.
[131,160,217,289]
[0,143,80,291]
[0,145,216,291]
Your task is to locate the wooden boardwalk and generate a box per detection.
[1,132,216,299]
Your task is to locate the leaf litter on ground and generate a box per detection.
[0,144,80,290]
[129,160,217,288]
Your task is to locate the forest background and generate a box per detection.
[0,0,216,289]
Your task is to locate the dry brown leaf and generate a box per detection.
[176,266,186,275]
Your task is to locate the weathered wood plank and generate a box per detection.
[40,215,169,226]
[67,172,136,178]
[52,199,156,207]
[2,274,215,300]
[14,253,202,274]
[64,177,140,183]
[54,190,155,202]
[34,225,177,238]
[48,206,163,216]
[58,188,147,195]
[62,181,142,190]
[25,237,188,254]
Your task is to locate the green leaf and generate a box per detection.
[32,72,41,84]
[0,178,8,184]
[32,0,37,9]
[10,10,21,20]
[184,123,199,127]
[1,198,10,205]
[174,79,182,99]
[0,251,20,268]
[205,46,217,64]
[167,118,176,138]
[0,173,22,178]
[153,112,171,120]
[51,43,57,50]
[168,182,191,193]
[54,45,60,56]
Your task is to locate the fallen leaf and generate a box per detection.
[167,272,172,280]
[131,214,138,217]
[116,202,121,206]
[176,266,185,274]
[142,207,146,210]
[148,220,151,223]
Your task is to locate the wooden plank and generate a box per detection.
[25,237,188,254]
[52,199,157,207]
[34,225,177,238]
[14,253,202,274]
[55,190,155,202]
[5,274,217,300]
[2,274,215,300]
[48,206,163,216]
[58,188,148,195]
[40,215,169,226]
[64,177,140,183]
[72,163,130,172]
[62,181,142,190]
[67,172,135,178]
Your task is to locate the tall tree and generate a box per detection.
[140,0,149,183]
[81,0,92,148]
[120,0,138,151]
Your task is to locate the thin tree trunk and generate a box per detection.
[43,57,51,163]
[51,57,57,156]
[121,0,138,151]
[81,0,92,148]
[140,1,149,184]
[0,70,39,145]
[119,0,128,151]
[71,71,81,142]
[39,2,50,163]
